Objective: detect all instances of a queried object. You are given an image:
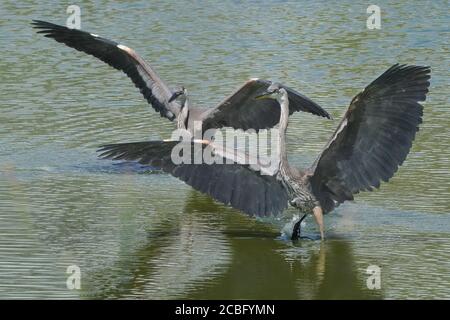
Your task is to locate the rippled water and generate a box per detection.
[0,0,449,299]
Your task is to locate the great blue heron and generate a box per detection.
[32,20,330,133]
[98,64,430,240]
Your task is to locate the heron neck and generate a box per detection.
[277,91,289,166]
[177,100,189,130]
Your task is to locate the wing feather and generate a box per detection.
[309,64,431,213]
[32,20,180,120]
[200,79,330,131]
[98,140,289,217]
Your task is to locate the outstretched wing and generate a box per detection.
[32,20,180,120]
[309,64,431,212]
[98,140,288,217]
[200,79,330,131]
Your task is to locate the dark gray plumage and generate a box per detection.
[98,64,431,240]
[32,20,180,120]
[309,64,430,214]
[200,79,330,131]
[32,20,330,132]
[98,140,289,217]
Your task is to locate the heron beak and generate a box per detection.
[313,206,325,240]
[168,92,180,103]
[254,91,271,100]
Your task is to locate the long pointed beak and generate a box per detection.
[168,92,179,103]
[254,91,271,100]
[313,206,325,240]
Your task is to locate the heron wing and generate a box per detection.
[98,140,288,217]
[309,64,430,212]
[200,79,330,131]
[32,20,180,120]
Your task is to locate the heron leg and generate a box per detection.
[313,206,325,240]
[291,213,308,241]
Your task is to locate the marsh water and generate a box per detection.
[0,1,449,299]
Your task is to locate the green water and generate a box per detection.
[0,0,449,299]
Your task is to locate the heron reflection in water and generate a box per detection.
[99,65,430,240]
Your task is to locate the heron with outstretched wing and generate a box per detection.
[32,20,330,133]
[99,64,431,240]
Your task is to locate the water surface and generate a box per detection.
[0,0,449,299]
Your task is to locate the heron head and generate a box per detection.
[169,86,187,105]
[254,83,284,101]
